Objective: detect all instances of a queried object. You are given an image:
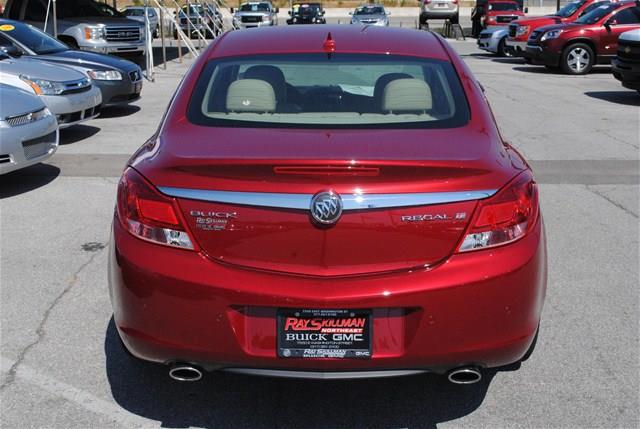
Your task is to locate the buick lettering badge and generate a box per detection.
[310,191,343,225]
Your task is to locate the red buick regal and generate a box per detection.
[109,25,547,383]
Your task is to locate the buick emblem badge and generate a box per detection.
[310,191,343,225]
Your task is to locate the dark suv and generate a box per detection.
[526,2,640,74]
[287,3,326,24]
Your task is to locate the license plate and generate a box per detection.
[277,309,372,359]
[436,3,447,7]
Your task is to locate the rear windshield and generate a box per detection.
[187,54,470,129]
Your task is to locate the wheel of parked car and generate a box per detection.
[561,43,595,75]
[497,37,508,57]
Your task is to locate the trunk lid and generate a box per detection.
[134,126,518,277]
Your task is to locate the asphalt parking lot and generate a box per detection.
[1,35,639,428]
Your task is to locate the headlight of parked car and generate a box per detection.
[540,29,562,42]
[84,25,106,40]
[87,70,123,81]
[516,25,529,36]
[19,76,67,95]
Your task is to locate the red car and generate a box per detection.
[483,0,525,28]
[109,25,547,383]
[526,1,640,74]
[506,0,610,56]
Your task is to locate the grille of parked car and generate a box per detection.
[359,19,380,24]
[529,31,540,41]
[241,15,263,23]
[22,131,57,160]
[497,16,518,23]
[479,32,492,39]
[508,23,517,37]
[105,26,141,42]
[0,154,10,164]
[617,40,640,63]
[60,78,91,96]
[5,108,47,127]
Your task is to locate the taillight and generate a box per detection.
[452,0,458,4]
[117,168,195,250]
[424,0,431,4]
[457,171,539,252]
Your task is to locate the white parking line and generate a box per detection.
[1,356,154,428]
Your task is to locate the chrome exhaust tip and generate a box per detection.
[169,363,203,382]
[447,367,482,385]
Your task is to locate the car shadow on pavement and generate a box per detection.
[512,65,613,75]
[0,163,60,198]
[98,105,142,119]
[59,125,101,145]
[584,91,640,106]
[105,318,497,428]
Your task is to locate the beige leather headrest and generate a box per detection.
[382,78,432,112]
[226,79,276,113]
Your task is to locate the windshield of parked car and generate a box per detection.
[488,2,519,11]
[354,6,385,15]
[575,2,617,24]
[298,4,322,13]
[56,0,122,17]
[555,0,586,17]
[240,3,272,11]
[0,22,68,54]
[125,8,155,17]
[188,54,470,129]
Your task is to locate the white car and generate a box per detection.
[0,84,59,175]
[0,48,102,128]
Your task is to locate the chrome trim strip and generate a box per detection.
[224,368,427,379]
[158,187,497,210]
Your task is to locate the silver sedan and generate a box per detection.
[0,84,59,175]
[0,49,102,128]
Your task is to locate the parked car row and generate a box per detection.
[0,19,143,175]
[477,0,640,92]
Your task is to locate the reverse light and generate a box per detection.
[457,171,539,252]
[117,168,194,250]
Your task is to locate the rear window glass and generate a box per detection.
[187,54,470,129]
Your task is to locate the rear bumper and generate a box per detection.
[612,58,640,90]
[109,216,547,375]
[420,9,458,20]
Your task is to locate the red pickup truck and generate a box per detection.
[483,0,526,28]
[506,0,610,56]
[525,1,640,74]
